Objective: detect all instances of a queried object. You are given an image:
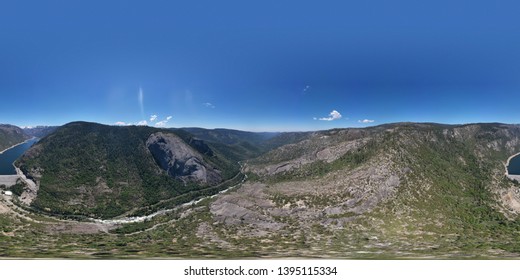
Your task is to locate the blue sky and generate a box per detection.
[1,0,520,131]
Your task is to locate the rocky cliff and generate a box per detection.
[146,132,221,185]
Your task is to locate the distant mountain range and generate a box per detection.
[22,126,58,138]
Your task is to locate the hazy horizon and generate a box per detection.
[7,119,520,134]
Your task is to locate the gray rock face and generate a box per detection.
[146,132,222,185]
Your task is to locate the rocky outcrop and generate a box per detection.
[146,132,222,185]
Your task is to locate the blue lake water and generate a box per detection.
[0,138,38,175]
[508,154,520,175]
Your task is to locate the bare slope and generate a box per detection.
[199,123,520,257]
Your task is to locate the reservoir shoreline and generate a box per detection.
[0,139,35,187]
[0,138,38,187]
[505,152,520,181]
[0,138,35,155]
[0,137,38,176]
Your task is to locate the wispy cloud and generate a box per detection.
[358,119,375,123]
[317,110,342,121]
[203,102,215,108]
[137,120,148,126]
[150,114,157,122]
[138,87,144,117]
[166,116,172,121]
[303,85,310,93]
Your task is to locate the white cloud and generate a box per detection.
[317,110,342,121]
[114,121,127,126]
[155,121,167,127]
[150,114,157,122]
[203,102,215,108]
[358,119,375,123]
[155,116,173,127]
[137,120,148,126]
[303,85,310,93]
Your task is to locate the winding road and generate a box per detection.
[3,162,248,231]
